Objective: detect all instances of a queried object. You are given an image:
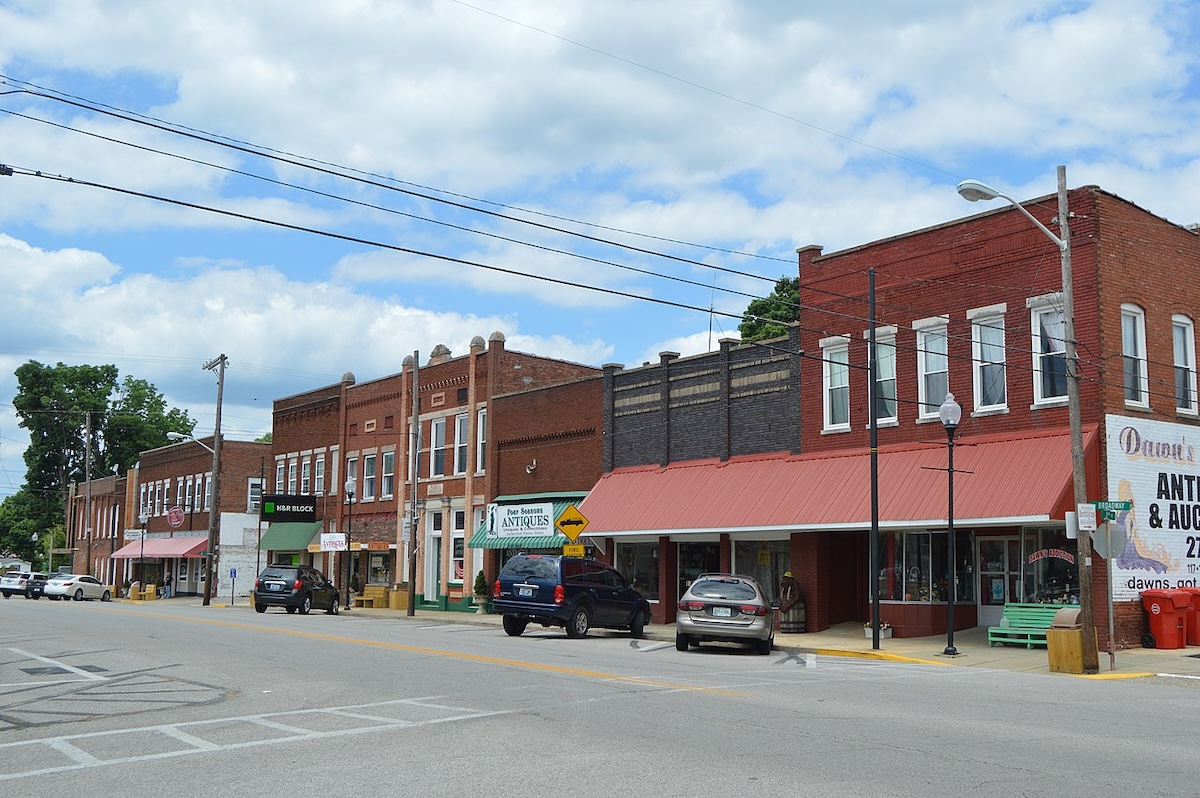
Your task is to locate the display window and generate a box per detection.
[876,529,975,603]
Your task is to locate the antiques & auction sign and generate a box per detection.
[1106,414,1200,600]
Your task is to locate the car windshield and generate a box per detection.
[501,556,559,580]
[691,579,758,601]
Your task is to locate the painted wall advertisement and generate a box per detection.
[1106,413,1200,600]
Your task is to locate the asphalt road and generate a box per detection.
[1,599,1194,796]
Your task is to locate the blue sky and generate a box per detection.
[1,0,1199,501]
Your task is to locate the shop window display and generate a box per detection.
[876,529,975,603]
[616,542,659,601]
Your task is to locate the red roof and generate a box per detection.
[581,428,1090,535]
[112,536,208,559]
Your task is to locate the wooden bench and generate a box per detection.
[987,603,1069,648]
[352,585,388,608]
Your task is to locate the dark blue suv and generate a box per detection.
[492,554,651,639]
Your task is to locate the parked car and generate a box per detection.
[492,553,651,639]
[1,571,50,599]
[253,564,340,615]
[676,573,777,655]
[45,574,112,602]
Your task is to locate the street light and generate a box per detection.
[138,508,149,596]
[939,393,962,657]
[344,477,357,611]
[957,166,1097,673]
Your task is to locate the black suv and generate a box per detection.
[253,564,340,615]
[492,554,651,639]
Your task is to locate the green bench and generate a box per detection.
[987,603,1069,648]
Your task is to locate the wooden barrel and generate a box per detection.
[780,601,806,633]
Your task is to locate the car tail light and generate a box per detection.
[293,579,303,590]
[493,579,501,598]
[254,578,261,589]
[554,584,565,604]
[740,604,767,616]
[677,601,706,612]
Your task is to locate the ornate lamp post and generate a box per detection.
[138,508,149,594]
[344,477,356,611]
[939,393,962,657]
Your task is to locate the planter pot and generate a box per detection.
[865,627,893,638]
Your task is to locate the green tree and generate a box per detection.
[11,361,195,538]
[0,488,44,565]
[738,277,800,342]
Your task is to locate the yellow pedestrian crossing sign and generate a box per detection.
[555,504,589,542]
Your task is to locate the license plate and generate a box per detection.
[269,583,283,591]
[517,585,533,597]
[712,606,732,617]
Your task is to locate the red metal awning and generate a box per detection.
[581,428,1094,536]
[111,536,208,559]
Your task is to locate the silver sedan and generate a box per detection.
[676,573,777,654]
[45,574,112,602]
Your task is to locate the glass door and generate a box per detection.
[977,537,1020,626]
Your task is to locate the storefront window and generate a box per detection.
[679,542,720,598]
[876,529,974,602]
[616,542,659,601]
[732,540,790,604]
[368,552,390,585]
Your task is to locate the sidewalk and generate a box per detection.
[319,601,1200,680]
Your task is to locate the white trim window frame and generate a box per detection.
[915,316,949,419]
[969,304,1007,413]
[363,453,377,501]
[176,477,184,508]
[287,460,298,494]
[863,326,897,425]
[454,413,469,475]
[275,460,285,493]
[314,453,326,495]
[1122,303,1149,408]
[300,458,311,495]
[1174,314,1198,415]
[821,335,851,432]
[247,477,263,513]
[382,450,395,499]
[1028,294,1068,406]
[476,408,487,473]
[346,456,358,496]
[431,417,447,477]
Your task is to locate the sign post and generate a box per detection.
[1091,500,1132,672]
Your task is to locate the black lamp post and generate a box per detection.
[344,477,356,611]
[138,509,149,595]
[939,393,962,656]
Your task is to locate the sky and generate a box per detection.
[1,0,1199,502]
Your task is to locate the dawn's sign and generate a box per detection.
[261,494,317,522]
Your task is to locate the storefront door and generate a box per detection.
[977,537,1020,627]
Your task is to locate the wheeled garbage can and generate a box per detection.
[1046,607,1085,673]
[1140,589,1192,649]
[1180,587,1200,645]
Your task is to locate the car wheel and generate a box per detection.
[566,608,590,639]
[24,589,33,599]
[327,597,340,615]
[101,591,111,602]
[285,606,297,614]
[300,595,312,615]
[255,604,267,613]
[73,589,84,601]
[758,636,774,655]
[630,610,647,639]
[502,615,527,637]
[676,633,690,652]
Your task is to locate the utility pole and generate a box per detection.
[84,409,92,572]
[202,354,226,607]
[407,351,420,617]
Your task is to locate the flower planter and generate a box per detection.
[865,627,893,638]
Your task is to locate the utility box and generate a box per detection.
[1047,607,1085,674]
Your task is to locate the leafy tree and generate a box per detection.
[738,277,799,342]
[11,361,194,538]
[256,432,273,443]
[0,488,44,564]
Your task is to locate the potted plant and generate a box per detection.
[473,570,489,614]
[864,621,893,639]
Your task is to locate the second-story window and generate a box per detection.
[970,305,1007,412]
[866,328,897,424]
[455,413,469,474]
[315,454,326,494]
[345,456,358,498]
[248,478,263,513]
[431,417,447,477]
[275,460,285,493]
[301,459,311,495]
[1029,295,1067,404]
[287,460,298,494]
[382,451,395,498]
[1174,315,1197,414]
[821,336,850,431]
[916,317,949,418]
[363,453,377,501]
[1122,303,1148,407]
[476,408,487,472]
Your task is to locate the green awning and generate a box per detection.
[259,521,323,551]
[469,498,583,549]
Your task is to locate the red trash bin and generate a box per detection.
[1180,587,1200,645]
[1140,589,1192,649]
